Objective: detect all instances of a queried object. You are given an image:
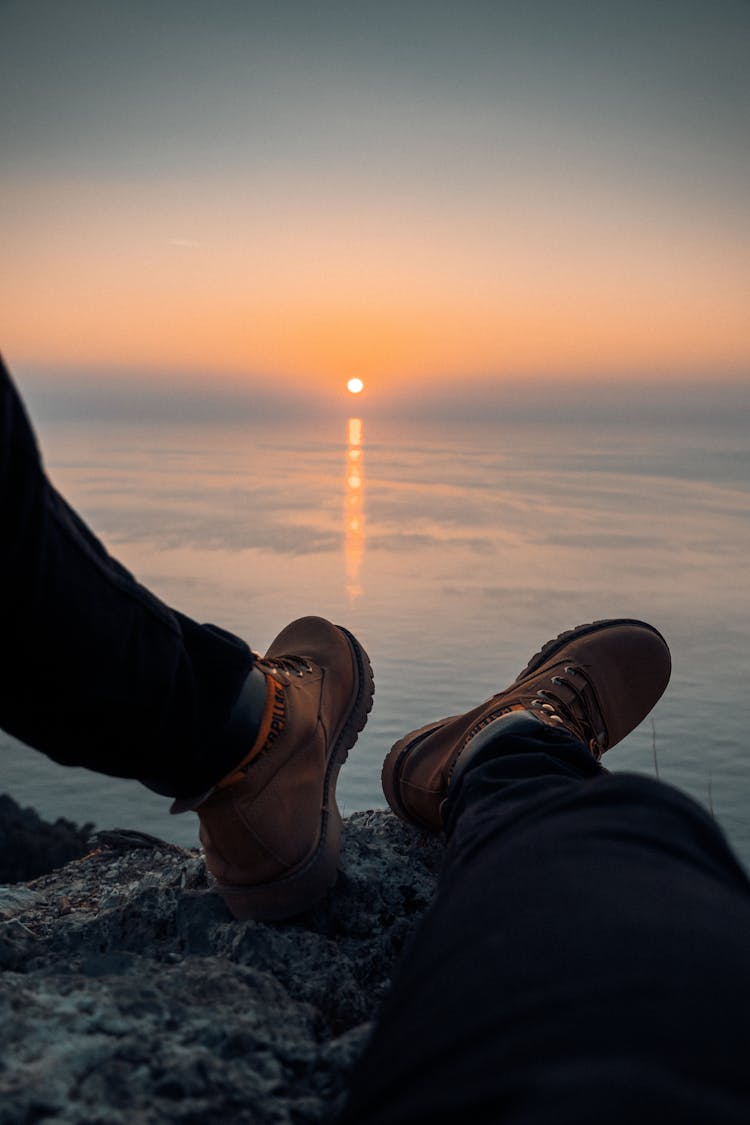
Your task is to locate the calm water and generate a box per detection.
[2,406,750,867]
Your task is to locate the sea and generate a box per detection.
[2,389,749,869]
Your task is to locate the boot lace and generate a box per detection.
[527,665,607,760]
[253,653,314,681]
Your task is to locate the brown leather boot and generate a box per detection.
[192,617,373,921]
[382,618,671,832]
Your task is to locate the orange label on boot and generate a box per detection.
[217,676,287,788]
[263,677,287,752]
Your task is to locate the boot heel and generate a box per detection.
[215,806,343,922]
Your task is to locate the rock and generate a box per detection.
[0,793,93,884]
[0,885,41,919]
[0,809,443,1123]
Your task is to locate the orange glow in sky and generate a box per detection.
[1,4,748,395]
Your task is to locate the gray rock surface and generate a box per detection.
[0,811,443,1123]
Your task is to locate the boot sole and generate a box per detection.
[215,626,374,921]
[382,617,667,829]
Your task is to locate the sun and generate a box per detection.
[347,377,365,395]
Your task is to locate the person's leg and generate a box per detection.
[341,620,750,1123]
[0,356,374,919]
[0,353,255,796]
[342,715,750,1124]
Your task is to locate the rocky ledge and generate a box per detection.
[0,807,443,1124]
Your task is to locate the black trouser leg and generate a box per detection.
[341,714,750,1124]
[0,356,253,797]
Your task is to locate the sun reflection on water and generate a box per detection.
[344,417,365,600]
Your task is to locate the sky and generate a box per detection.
[1,0,749,405]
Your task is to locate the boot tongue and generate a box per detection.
[214,668,287,790]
